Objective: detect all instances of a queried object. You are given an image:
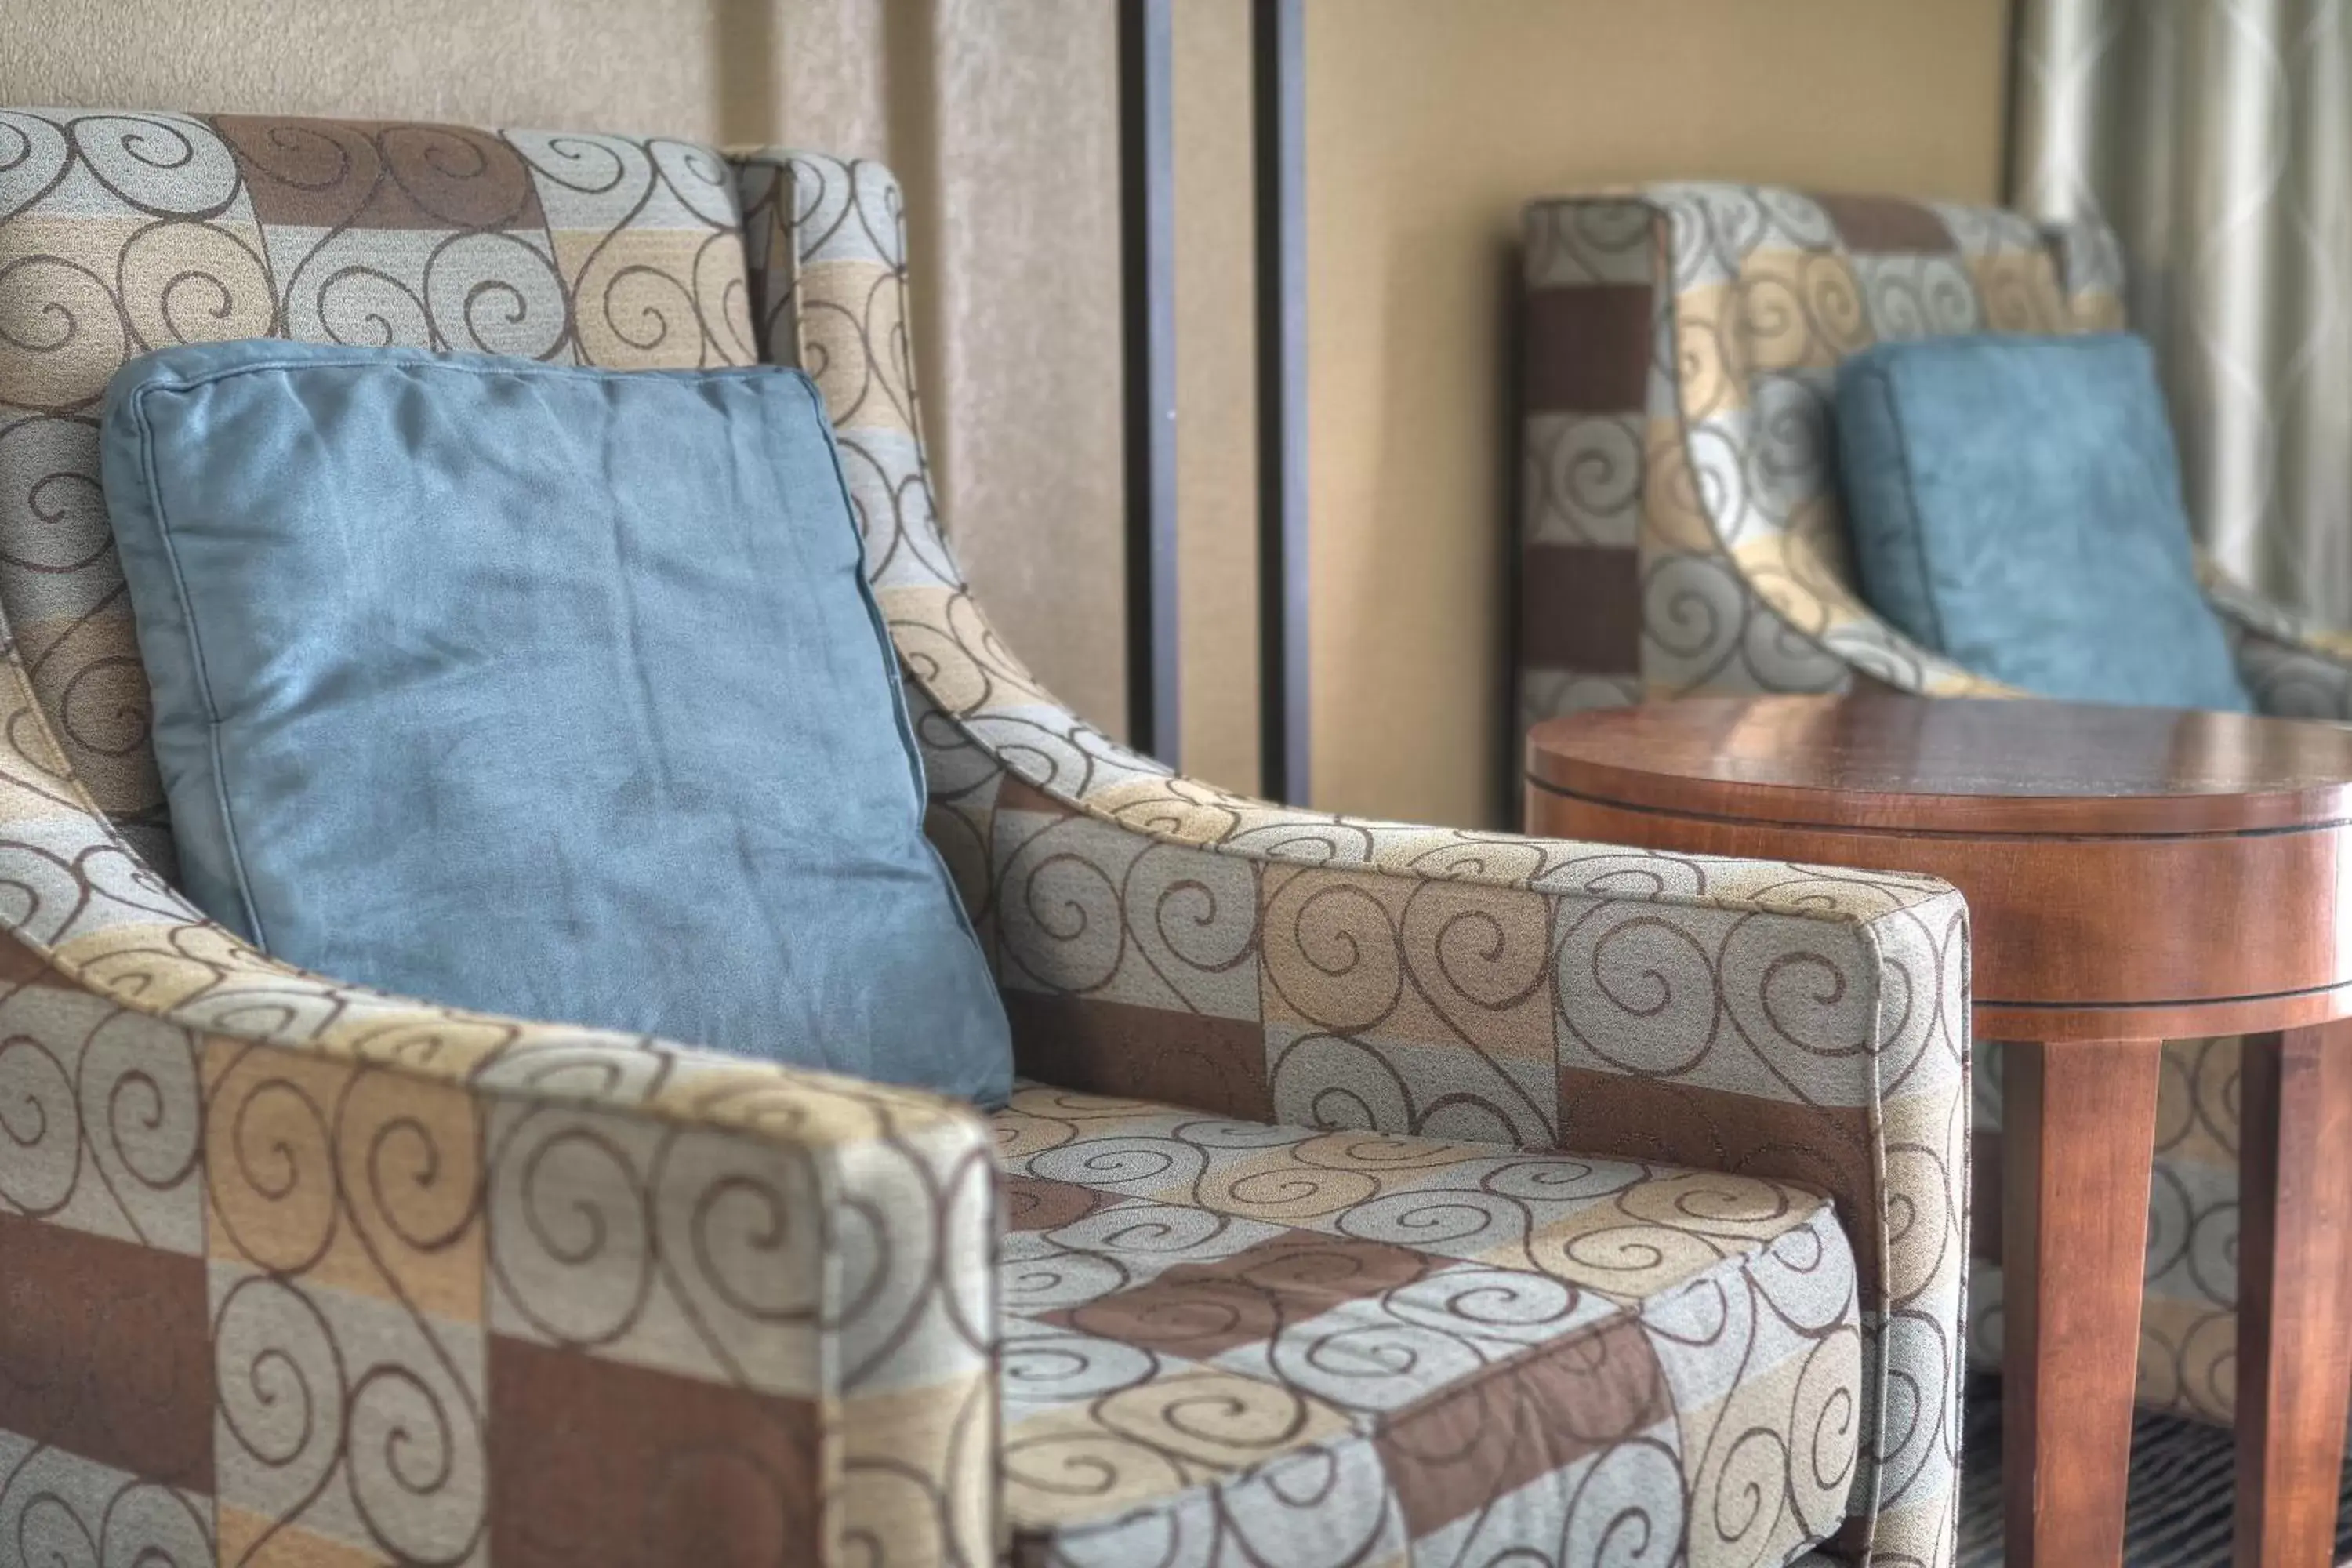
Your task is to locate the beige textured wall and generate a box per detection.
[1305,0,2014,828]
[7,1,730,134]
[915,0,1126,744]
[2,0,1131,741]
[1173,0,1261,794]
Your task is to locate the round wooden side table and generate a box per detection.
[1526,693,2352,1568]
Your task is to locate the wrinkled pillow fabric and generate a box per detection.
[102,339,1011,1105]
[1835,332,2253,713]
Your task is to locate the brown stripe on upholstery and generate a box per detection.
[1374,1312,1668,1539]
[0,1210,212,1486]
[1519,544,1642,673]
[1042,1232,1436,1361]
[1558,1066,1877,1297]
[214,116,549,232]
[487,1335,821,1568]
[1004,1176,1119,1233]
[1523,282,1653,413]
[996,773,1080,819]
[1005,992,1274,1123]
[1814,193,1957,254]
[0,927,63,985]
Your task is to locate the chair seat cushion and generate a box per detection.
[100,339,1010,1102]
[993,1086,1861,1567]
[1835,332,2254,712]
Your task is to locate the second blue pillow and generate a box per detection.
[1835,332,2252,713]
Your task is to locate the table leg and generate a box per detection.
[2235,1024,2352,1568]
[2003,1036,2162,1568]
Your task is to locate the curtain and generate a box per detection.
[2011,0,2352,624]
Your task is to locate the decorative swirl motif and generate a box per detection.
[0,420,109,575]
[1263,873,1405,1036]
[210,1270,342,1503]
[0,253,129,411]
[0,111,73,220]
[0,1028,75,1216]
[1523,194,1653,289]
[346,1360,484,1563]
[204,1054,492,1562]
[209,1047,340,1276]
[582,260,700,365]
[380,124,535,227]
[74,114,241,218]
[1856,253,1983,342]
[80,1007,205,1236]
[421,230,568,359]
[0,1466,216,1568]
[117,218,275,351]
[1746,374,1835,525]
[53,647,156,759]
[489,1106,659,1349]
[1563,908,1723,1075]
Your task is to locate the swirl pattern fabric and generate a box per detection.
[738,149,1973,1566]
[0,110,757,873]
[1519,181,2352,1438]
[996,1085,1861,1566]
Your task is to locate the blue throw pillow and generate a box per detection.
[102,340,1011,1105]
[1834,332,2252,712]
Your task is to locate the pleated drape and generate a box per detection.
[2011,0,2352,623]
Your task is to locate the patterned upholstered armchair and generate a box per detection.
[0,115,1965,1568]
[1514,181,2352,1433]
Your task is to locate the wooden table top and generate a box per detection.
[1526,693,2352,837]
[1526,693,2352,1033]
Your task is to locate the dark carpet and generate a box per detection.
[1955,1376,2352,1566]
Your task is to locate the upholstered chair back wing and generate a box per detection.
[1515,183,2129,730]
[731,149,1227,960]
[0,110,757,873]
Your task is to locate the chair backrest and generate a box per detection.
[735,149,1155,841]
[733,151,967,608]
[0,111,758,875]
[1515,183,2127,731]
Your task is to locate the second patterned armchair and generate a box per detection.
[1515,180,2352,1432]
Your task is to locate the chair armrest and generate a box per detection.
[976,735,1965,1152]
[0,763,995,1566]
[2203,561,2352,720]
[920,677,1969,1566]
[740,147,1967,1563]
